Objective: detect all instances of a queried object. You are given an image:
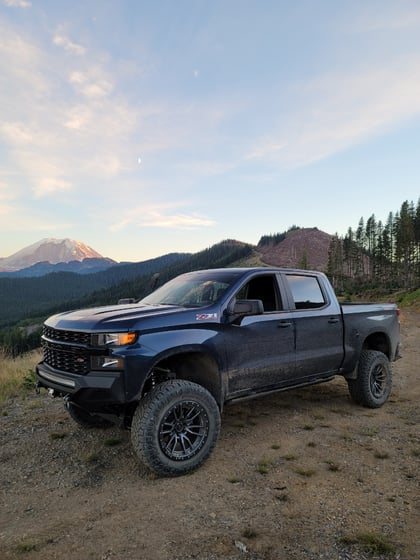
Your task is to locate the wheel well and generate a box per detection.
[142,352,223,408]
[363,332,390,358]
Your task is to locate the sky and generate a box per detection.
[1,0,419,263]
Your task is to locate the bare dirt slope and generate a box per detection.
[1,313,419,560]
[258,228,333,271]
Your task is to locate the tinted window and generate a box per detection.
[235,274,282,312]
[286,275,325,309]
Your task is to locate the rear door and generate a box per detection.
[282,273,344,380]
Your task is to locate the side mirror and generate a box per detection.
[227,299,264,323]
[118,298,136,304]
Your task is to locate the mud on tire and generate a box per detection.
[131,380,221,477]
[347,349,392,408]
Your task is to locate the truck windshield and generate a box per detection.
[140,271,242,308]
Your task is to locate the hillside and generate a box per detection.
[257,228,332,270]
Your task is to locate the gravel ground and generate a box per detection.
[0,312,419,560]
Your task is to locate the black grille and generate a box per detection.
[42,326,91,375]
[42,344,89,375]
[43,326,91,345]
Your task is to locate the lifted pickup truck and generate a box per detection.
[36,267,401,477]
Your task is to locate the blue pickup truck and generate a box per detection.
[36,267,401,476]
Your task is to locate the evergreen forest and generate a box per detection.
[328,199,420,292]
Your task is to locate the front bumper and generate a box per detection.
[36,362,126,406]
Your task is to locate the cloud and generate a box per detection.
[0,16,239,218]
[33,177,72,198]
[0,181,16,202]
[0,122,33,144]
[3,0,31,7]
[0,20,142,200]
[246,54,420,168]
[110,204,216,232]
[63,105,93,130]
[53,32,86,56]
[69,70,114,97]
[0,24,51,98]
[141,212,216,229]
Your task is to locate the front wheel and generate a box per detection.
[131,380,221,477]
[347,349,392,408]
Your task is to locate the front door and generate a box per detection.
[223,273,296,398]
[224,311,296,397]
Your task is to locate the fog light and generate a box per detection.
[91,356,125,370]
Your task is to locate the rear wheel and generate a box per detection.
[131,380,221,477]
[347,349,392,408]
[66,402,113,428]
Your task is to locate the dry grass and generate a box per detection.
[0,350,42,405]
[256,457,274,475]
[340,531,397,555]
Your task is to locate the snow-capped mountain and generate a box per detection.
[0,238,111,272]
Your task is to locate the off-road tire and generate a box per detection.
[66,402,113,428]
[347,349,392,408]
[131,380,221,477]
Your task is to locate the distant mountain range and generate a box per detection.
[0,228,335,329]
[1,229,332,277]
[0,238,115,274]
[0,240,249,328]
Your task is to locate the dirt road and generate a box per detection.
[1,312,419,560]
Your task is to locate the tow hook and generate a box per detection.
[35,382,56,397]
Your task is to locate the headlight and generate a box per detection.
[94,332,138,346]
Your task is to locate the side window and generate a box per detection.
[235,275,282,312]
[285,275,326,309]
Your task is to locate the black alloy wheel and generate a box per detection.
[370,361,388,400]
[131,380,221,477]
[159,400,209,460]
[347,349,392,408]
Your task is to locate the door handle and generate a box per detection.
[278,321,292,328]
[328,317,339,324]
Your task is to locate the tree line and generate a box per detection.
[327,199,420,292]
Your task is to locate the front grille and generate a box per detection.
[42,326,90,375]
[43,326,91,345]
[43,345,89,375]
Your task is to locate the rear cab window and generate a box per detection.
[284,274,326,309]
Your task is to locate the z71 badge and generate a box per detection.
[196,313,218,321]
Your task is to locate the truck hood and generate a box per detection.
[45,303,195,331]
